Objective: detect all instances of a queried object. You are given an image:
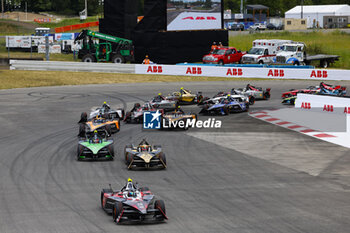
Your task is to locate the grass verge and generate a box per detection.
[230,30,350,69]
[0,70,284,90]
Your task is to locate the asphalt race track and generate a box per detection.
[1,80,350,233]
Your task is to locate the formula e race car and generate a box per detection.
[233,84,271,100]
[78,113,120,137]
[318,82,346,96]
[124,103,157,123]
[161,108,197,130]
[124,139,166,169]
[101,182,168,224]
[89,102,124,120]
[148,94,177,112]
[281,86,320,98]
[166,88,204,105]
[282,96,296,105]
[200,95,249,115]
[77,131,114,161]
[200,91,254,106]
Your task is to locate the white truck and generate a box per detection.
[275,42,340,68]
[241,39,292,64]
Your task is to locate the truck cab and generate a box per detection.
[202,47,245,65]
[275,43,305,65]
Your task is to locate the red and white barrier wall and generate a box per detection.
[135,64,350,80]
[295,93,350,114]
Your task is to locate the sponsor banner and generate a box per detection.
[295,93,350,115]
[55,33,75,41]
[38,45,61,54]
[6,36,54,48]
[135,64,350,80]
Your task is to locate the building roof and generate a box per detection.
[246,5,269,11]
[286,4,350,15]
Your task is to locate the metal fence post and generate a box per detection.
[45,36,49,61]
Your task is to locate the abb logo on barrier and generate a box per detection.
[344,107,350,114]
[310,70,328,78]
[182,17,216,20]
[267,69,284,77]
[323,104,333,112]
[186,67,202,75]
[226,68,243,76]
[301,102,311,109]
[147,66,163,73]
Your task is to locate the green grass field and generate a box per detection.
[229,30,350,69]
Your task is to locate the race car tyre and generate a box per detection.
[112,54,125,64]
[101,189,113,209]
[264,92,270,100]
[112,202,123,223]
[82,54,96,62]
[258,60,264,64]
[197,95,203,104]
[126,154,133,169]
[124,145,133,162]
[249,96,255,105]
[159,153,167,167]
[105,124,112,136]
[140,187,150,192]
[80,112,87,123]
[77,144,84,161]
[218,60,224,66]
[154,200,166,220]
[78,124,86,138]
[124,112,131,123]
[223,106,230,115]
[108,144,115,159]
[134,103,141,108]
[291,98,296,105]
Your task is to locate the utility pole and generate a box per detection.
[1,0,4,18]
[240,0,243,14]
[301,0,304,19]
[85,0,88,18]
[25,1,27,21]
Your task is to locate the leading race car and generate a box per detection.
[77,130,114,161]
[89,102,125,120]
[199,95,249,115]
[124,139,166,169]
[233,84,271,100]
[166,87,204,105]
[101,179,168,224]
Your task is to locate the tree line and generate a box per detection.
[3,0,348,17]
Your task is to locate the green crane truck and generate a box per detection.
[74,30,134,63]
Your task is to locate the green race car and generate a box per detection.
[282,96,296,105]
[77,131,114,161]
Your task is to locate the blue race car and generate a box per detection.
[199,95,248,115]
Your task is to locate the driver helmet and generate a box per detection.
[93,130,100,143]
[128,191,134,197]
[139,144,150,152]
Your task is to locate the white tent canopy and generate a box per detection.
[285,4,350,28]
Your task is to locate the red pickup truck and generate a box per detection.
[202,47,246,65]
